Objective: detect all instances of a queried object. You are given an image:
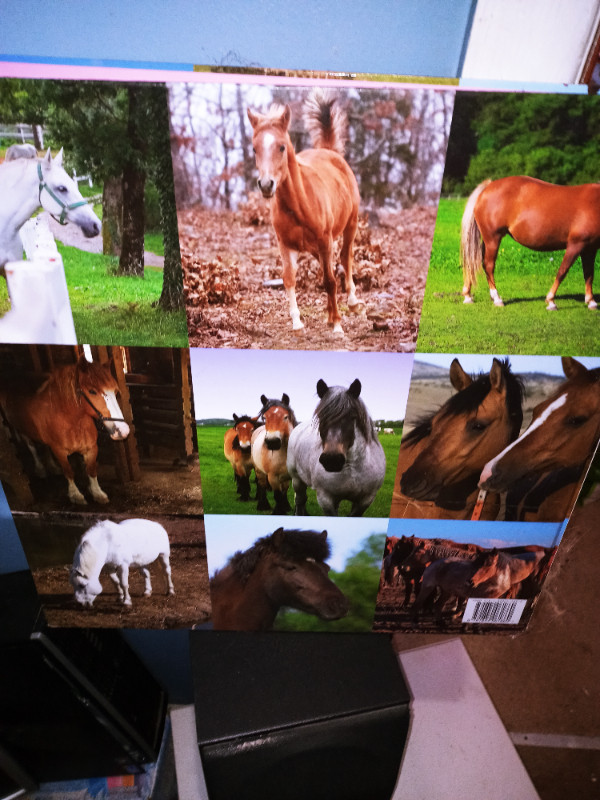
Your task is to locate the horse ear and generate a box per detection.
[42,148,52,170]
[280,104,292,131]
[233,413,239,423]
[316,379,328,398]
[247,108,261,129]
[281,393,290,406]
[449,358,472,391]
[76,352,90,371]
[320,530,328,540]
[272,527,285,546]
[562,356,587,380]
[489,358,506,393]
[348,379,361,399]
[54,147,64,168]
[260,394,268,407]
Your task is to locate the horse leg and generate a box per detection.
[80,443,109,504]
[140,567,152,597]
[51,449,87,505]
[272,477,291,514]
[314,487,339,516]
[340,215,362,314]
[108,571,125,602]
[116,564,132,606]
[481,234,504,306]
[320,239,344,335]
[280,247,304,332]
[581,248,597,309]
[292,475,309,515]
[159,554,176,595]
[255,468,271,511]
[545,242,583,310]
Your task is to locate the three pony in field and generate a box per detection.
[209,527,349,631]
[461,175,600,310]
[70,518,175,608]
[248,90,362,336]
[0,148,100,270]
[1,354,129,505]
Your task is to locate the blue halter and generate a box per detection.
[37,162,89,225]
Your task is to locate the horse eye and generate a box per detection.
[57,185,67,193]
[279,145,285,152]
[88,389,98,395]
[566,415,587,426]
[252,146,256,153]
[467,419,487,432]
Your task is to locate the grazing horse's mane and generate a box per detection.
[403,359,524,447]
[220,529,331,586]
[314,383,376,444]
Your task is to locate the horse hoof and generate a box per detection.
[293,326,305,337]
[463,296,474,304]
[348,302,365,315]
[546,301,557,311]
[588,300,598,310]
[493,299,504,307]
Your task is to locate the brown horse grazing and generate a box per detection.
[479,357,600,521]
[461,176,600,310]
[0,355,129,505]
[251,393,297,514]
[223,414,261,502]
[209,528,350,631]
[247,90,361,336]
[391,358,524,520]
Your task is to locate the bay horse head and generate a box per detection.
[479,357,600,492]
[400,358,524,509]
[258,393,296,451]
[314,378,373,473]
[75,355,130,441]
[247,105,292,198]
[232,413,259,454]
[37,149,101,236]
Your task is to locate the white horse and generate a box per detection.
[70,519,175,608]
[0,148,101,268]
[287,379,386,516]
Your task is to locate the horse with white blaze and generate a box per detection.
[70,519,175,607]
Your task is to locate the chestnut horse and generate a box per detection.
[0,354,129,505]
[247,90,361,335]
[287,378,386,516]
[461,176,600,310]
[224,413,261,502]
[391,358,524,520]
[479,357,600,521]
[251,393,297,514]
[210,528,350,631]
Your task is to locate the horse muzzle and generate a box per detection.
[257,177,276,198]
[265,437,282,451]
[319,452,346,473]
[318,594,350,620]
[107,421,130,441]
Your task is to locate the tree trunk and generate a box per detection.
[102,176,123,256]
[118,86,146,277]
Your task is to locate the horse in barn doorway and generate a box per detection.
[247,90,361,335]
[209,528,349,631]
[479,356,600,521]
[224,414,261,501]
[251,393,297,514]
[461,176,600,310]
[0,354,129,505]
[391,358,524,520]
[287,378,385,516]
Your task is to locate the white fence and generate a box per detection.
[0,216,77,344]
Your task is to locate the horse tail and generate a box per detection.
[304,89,347,155]
[460,179,491,290]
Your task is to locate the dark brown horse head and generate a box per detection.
[399,358,523,509]
[258,393,296,451]
[247,104,292,198]
[479,357,600,492]
[314,378,374,473]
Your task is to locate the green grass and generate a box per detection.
[198,425,402,517]
[416,198,600,356]
[144,232,164,257]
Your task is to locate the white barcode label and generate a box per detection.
[462,598,527,625]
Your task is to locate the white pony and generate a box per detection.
[0,148,101,268]
[70,519,175,608]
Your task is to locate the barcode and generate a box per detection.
[462,598,527,625]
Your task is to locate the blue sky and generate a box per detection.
[387,517,566,549]
[414,353,600,377]
[191,348,413,422]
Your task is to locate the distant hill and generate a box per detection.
[197,418,230,427]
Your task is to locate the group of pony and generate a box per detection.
[381,534,556,626]
[224,377,386,518]
[392,356,600,523]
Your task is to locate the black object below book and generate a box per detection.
[190,631,411,800]
[0,570,167,785]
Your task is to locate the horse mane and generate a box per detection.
[303,89,347,155]
[314,385,375,443]
[258,397,297,427]
[233,414,259,427]
[73,531,103,578]
[403,359,524,446]
[223,529,331,585]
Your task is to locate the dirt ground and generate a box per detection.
[179,203,437,352]
[17,512,211,629]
